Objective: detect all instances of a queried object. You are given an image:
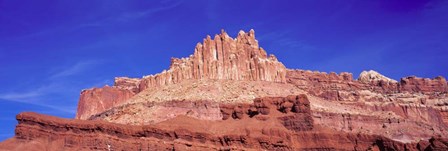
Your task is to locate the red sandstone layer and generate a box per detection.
[3,30,447,150]
[72,30,448,147]
[2,95,447,150]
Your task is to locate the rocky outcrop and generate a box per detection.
[8,29,447,150]
[76,30,448,122]
[286,69,364,101]
[286,69,448,142]
[358,70,398,83]
[75,86,135,120]
[138,29,286,91]
[286,69,448,101]
[75,76,145,120]
[313,107,447,143]
[75,30,287,119]
[400,76,448,93]
[89,100,223,125]
[114,77,140,93]
[3,98,448,151]
[220,95,313,132]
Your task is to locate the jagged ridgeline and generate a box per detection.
[2,30,447,151]
[76,29,288,120]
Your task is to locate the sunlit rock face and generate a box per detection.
[6,97,448,151]
[75,29,287,120]
[358,70,397,83]
[31,29,447,151]
[138,29,287,92]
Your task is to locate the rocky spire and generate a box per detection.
[138,29,287,91]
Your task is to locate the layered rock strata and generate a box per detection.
[3,95,448,150]
[286,69,448,142]
[11,29,446,150]
[400,76,448,93]
[76,29,287,120]
[89,100,223,125]
[76,30,448,122]
[75,86,136,120]
[286,69,448,95]
[139,29,287,91]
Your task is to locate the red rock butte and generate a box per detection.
[76,29,287,120]
[1,29,448,151]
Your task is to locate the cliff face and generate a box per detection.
[76,29,287,120]
[138,29,286,91]
[286,69,448,103]
[286,69,448,142]
[114,77,140,93]
[75,86,136,120]
[3,95,447,151]
[76,30,448,122]
[400,76,448,93]
[3,29,448,150]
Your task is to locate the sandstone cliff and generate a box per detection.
[76,29,287,120]
[75,86,136,120]
[76,30,448,122]
[138,29,286,91]
[3,95,447,151]
[5,29,446,151]
[73,30,448,146]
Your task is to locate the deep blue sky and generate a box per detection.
[1,0,447,141]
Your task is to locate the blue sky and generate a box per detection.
[0,0,447,141]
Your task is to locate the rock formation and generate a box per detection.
[400,76,448,93]
[358,70,397,83]
[73,30,448,147]
[1,29,448,150]
[75,86,136,120]
[3,96,448,150]
[114,77,140,93]
[138,29,286,91]
[76,29,287,120]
